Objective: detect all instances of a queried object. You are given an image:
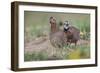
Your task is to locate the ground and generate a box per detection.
[24,36,90,61]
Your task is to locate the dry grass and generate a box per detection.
[24,36,90,61]
[24,11,90,61]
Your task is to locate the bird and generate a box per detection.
[63,21,80,46]
[49,17,67,48]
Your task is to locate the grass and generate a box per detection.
[24,11,90,61]
[24,11,90,42]
[24,51,49,61]
[24,44,90,61]
[67,45,90,59]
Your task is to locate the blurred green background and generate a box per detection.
[24,11,90,42]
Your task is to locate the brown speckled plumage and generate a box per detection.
[64,26,80,45]
[49,17,66,48]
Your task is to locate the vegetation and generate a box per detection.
[24,51,48,61]
[24,11,90,61]
[24,44,90,61]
